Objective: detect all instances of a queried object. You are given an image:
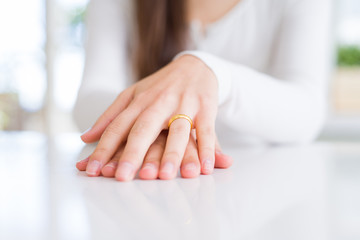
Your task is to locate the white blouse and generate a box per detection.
[74,0,332,146]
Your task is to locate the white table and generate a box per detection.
[0,132,359,240]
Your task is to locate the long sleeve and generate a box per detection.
[73,0,133,132]
[176,0,332,144]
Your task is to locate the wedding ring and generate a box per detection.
[168,114,193,129]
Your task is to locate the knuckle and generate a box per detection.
[131,92,150,108]
[123,149,138,159]
[121,149,140,164]
[181,91,196,101]
[180,93,198,109]
[170,123,189,134]
[134,91,148,101]
[130,120,151,137]
[95,146,109,154]
[199,145,214,153]
[93,146,110,159]
[104,124,123,137]
[199,95,217,110]
[200,92,215,102]
[145,106,164,119]
[157,89,177,105]
[101,111,113,125]
[197,126,215,137]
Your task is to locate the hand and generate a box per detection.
[77,131,233,179]
[81,55,223,181]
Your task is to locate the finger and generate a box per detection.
[81,86,135,143]
[115,106,172,181]
[101,146,124,177]
[180,133,200,178]
[85,106,141,177]
[214,137,233,168]
[195,109,216,175]
[76,157,89,171]
[159,116,192,180]
[138,131,167,180]
[101,159,119,178]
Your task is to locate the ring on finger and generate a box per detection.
[168,114,194,129]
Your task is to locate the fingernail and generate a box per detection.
[106,161,118,169]
[216,150,224,155]
[161,162,174,174]
[216,150,229,157]
[77,157,89,164]
[81,127,92,136]
[203,159,213,172]
[143,163,156,171]
[184,163,197,173]
[86,160,101,176]
[118,162,134,180]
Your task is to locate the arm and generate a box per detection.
[176,0,333,143]
[74,0,233,180]
[73,0,133,132]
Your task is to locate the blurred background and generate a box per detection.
[0,0,359,140]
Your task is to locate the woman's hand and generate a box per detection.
[77,131,233,179]
[80,55,223,181]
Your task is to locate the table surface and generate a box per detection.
[0,132,359,240]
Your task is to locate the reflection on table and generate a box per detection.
[0,132,359,240]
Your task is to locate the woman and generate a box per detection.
[74,0,332,181]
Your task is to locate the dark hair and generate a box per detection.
[134,0,188,79]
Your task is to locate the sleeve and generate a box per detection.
[73,0,132,132]
[175,0,333,144]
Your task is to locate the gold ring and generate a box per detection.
[168,114,193,129]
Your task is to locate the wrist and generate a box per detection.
[174,51,232,106]
[173,54,217,83]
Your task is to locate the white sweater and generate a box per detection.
[74,0,332,146]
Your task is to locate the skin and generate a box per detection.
[186,0,242,26]
[77,0,241,181]
[77,131,233,179]
[79,55,232,181]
